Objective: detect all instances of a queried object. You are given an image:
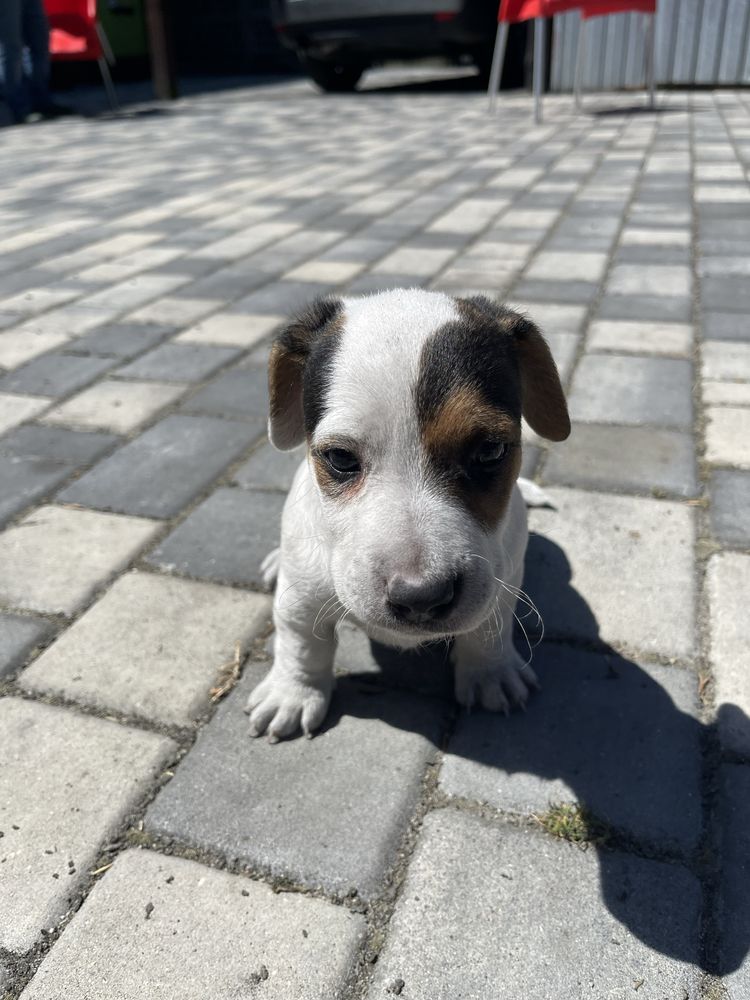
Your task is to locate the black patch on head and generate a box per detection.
[303,321,342,435]
[415,299,522,427]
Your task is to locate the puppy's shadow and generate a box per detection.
[329,533,750,976]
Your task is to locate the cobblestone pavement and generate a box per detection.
[1,75,749,999]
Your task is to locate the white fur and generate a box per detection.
[245,289,540,741]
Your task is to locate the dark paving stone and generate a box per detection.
[702,311,750,342]
[0,354,113,398]
[0,426,118,527]
[596,295,692,323]
[568,355,693,430]
[233,444,305,493]
[442,645,703,852]
[149,257,220,277]
[542,424,698,498]
[0,424,117,464]
[145,667,446,899]
[58,416,261,518]
[181,367,268,420]
[0,612,54,678]
[718,765,750,988]
[145,487,284,586]
[116,343,241,383]
[710,470,750,548]
[0,454,76,527]
[512,280,600,305]
[369,809,701,997]
[73,323,176,358]
[701,277,750,313]
[228,281,333,315]
[613,246,691,265]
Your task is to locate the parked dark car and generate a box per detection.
[271,0,526,92]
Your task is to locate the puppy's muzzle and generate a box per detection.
[386,573,462,626]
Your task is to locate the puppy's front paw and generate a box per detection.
[453,652,539,714]
[244,670,331,742]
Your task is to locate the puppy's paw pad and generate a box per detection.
[244,674,330,741]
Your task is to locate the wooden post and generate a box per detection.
[144,0,178,100]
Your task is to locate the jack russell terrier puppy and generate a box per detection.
[245,288,570,742]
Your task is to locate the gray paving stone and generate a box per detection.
[719,765,750,988]
[0,423,117,465]
[705,406,750,470]
[0,452,76,528]
[145,487,284,587]
[702,276,750,313]
[568,355,693,430]
[0,354,113,398]
[0,698,175,953]
[542,424,697,498]
[233,443,305,492]
[58,415,261,518]
[710,469,750,548]
[442,647,702,851]
[0,505,160,615]
[708,553,750,758]
[42,378,186,435]
[180,366,268,420]
[72,322,176,358]
[0,612,53,678]
[512,279,600,305]
[21,848,365,1000]
[367,810,701,1000]
[22,570,271,726]
[702,311,750,342]
[0,392,49,434]
[146,669,446,899]
[596,295,693,323]
[525,488,694,659]
[115,342,241,382]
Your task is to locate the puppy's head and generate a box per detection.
[269,289,569,641]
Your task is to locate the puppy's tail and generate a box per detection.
[260,547,281,591]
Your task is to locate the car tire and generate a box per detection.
[303,58,365,93]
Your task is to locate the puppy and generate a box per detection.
[246,288,570,741]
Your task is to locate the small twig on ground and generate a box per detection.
[210,642,243,703]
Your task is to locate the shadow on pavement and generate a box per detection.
[327,533,749,976]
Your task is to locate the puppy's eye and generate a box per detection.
[323,448,361,477]
[471,441,509,470]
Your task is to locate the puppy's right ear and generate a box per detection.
[268,297,343,450]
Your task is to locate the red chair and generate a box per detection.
[574,1,657,110]
[487,0,657,121]
[44,0,119,110]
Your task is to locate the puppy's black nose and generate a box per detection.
[387,575,459,623]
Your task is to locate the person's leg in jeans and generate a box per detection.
[22,0,52,113]
[0,0,28,123]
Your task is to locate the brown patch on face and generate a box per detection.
[421,383,522,529]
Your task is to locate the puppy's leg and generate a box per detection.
[453,508,539,713]
[245,573,336,741]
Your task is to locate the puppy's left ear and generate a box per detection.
[511,313,571,442]
[458,296,571,443]
[268,297,343,450]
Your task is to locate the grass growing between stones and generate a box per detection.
[535,803,612,847]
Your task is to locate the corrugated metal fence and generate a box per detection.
[551,0,750,91]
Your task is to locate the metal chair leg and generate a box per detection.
[574,17,587,112]
[487,21,509,113]
[533,16,546,124]
[98,56,119,111]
